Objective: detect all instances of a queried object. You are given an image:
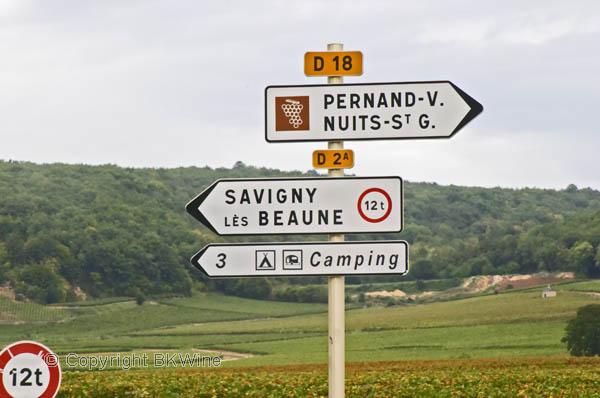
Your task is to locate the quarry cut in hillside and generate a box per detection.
[364,272,576,301]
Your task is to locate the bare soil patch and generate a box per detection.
[496,273,575,291]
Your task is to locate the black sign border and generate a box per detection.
[185,176,404,236]
[191,240,409,278]
[264,80,483,143]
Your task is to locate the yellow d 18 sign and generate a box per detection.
[304,51,363,76]
[312,150,354,169]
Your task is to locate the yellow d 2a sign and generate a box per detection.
[312,150,354,169]
[304,51,363,76]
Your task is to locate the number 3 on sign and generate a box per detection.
[216,253,226,268]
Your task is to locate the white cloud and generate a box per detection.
[1,0,599,190]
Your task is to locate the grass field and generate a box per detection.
[0,296,72,322]
[56,357,600,397]
[2,279,600,368]
[0,293,328,353]
[558,279,600,292]
[3,279,600,396]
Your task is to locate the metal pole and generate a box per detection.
[327,42,344,398]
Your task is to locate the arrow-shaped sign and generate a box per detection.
[265,81,483,142]
[191,241,409,277]
[186,176,403,236]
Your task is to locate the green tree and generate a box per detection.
[562,304,600,356]
[18,262,65,304]
[230,278,272,300]
[136,292,146,306]
[296,285,327,303]
[3,161,600,303]
[568,241,595,276]
[411,260,438,280]
[502,260,521,275]
[565,184,578,193]
[467,256,493,276]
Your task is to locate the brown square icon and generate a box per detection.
[275,96,310,131]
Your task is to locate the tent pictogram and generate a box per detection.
[255,250,275,270]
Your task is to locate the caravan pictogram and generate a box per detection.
[282,250,303,270]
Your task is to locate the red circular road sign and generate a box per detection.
[357,188,392,223]
[0,340,61,398]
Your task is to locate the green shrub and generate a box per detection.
[562,304,600,356]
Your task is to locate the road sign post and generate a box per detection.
[326,42,345,398]
[185,41,482,398]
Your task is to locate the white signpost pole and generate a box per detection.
[327,42,345,398]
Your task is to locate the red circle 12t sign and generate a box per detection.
[357,188,392,223]
[0,340,61,398]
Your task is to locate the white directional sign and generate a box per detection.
[265,81,483,142]
[186,177,403,235]
[192,241,409,277]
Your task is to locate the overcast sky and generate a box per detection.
[1,0,599,190]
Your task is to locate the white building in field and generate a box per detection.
[542,285,556,298]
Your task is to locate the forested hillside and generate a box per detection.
[1,160,599,303]
[370,183,600,281]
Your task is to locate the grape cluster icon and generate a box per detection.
[281,99,303,128]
